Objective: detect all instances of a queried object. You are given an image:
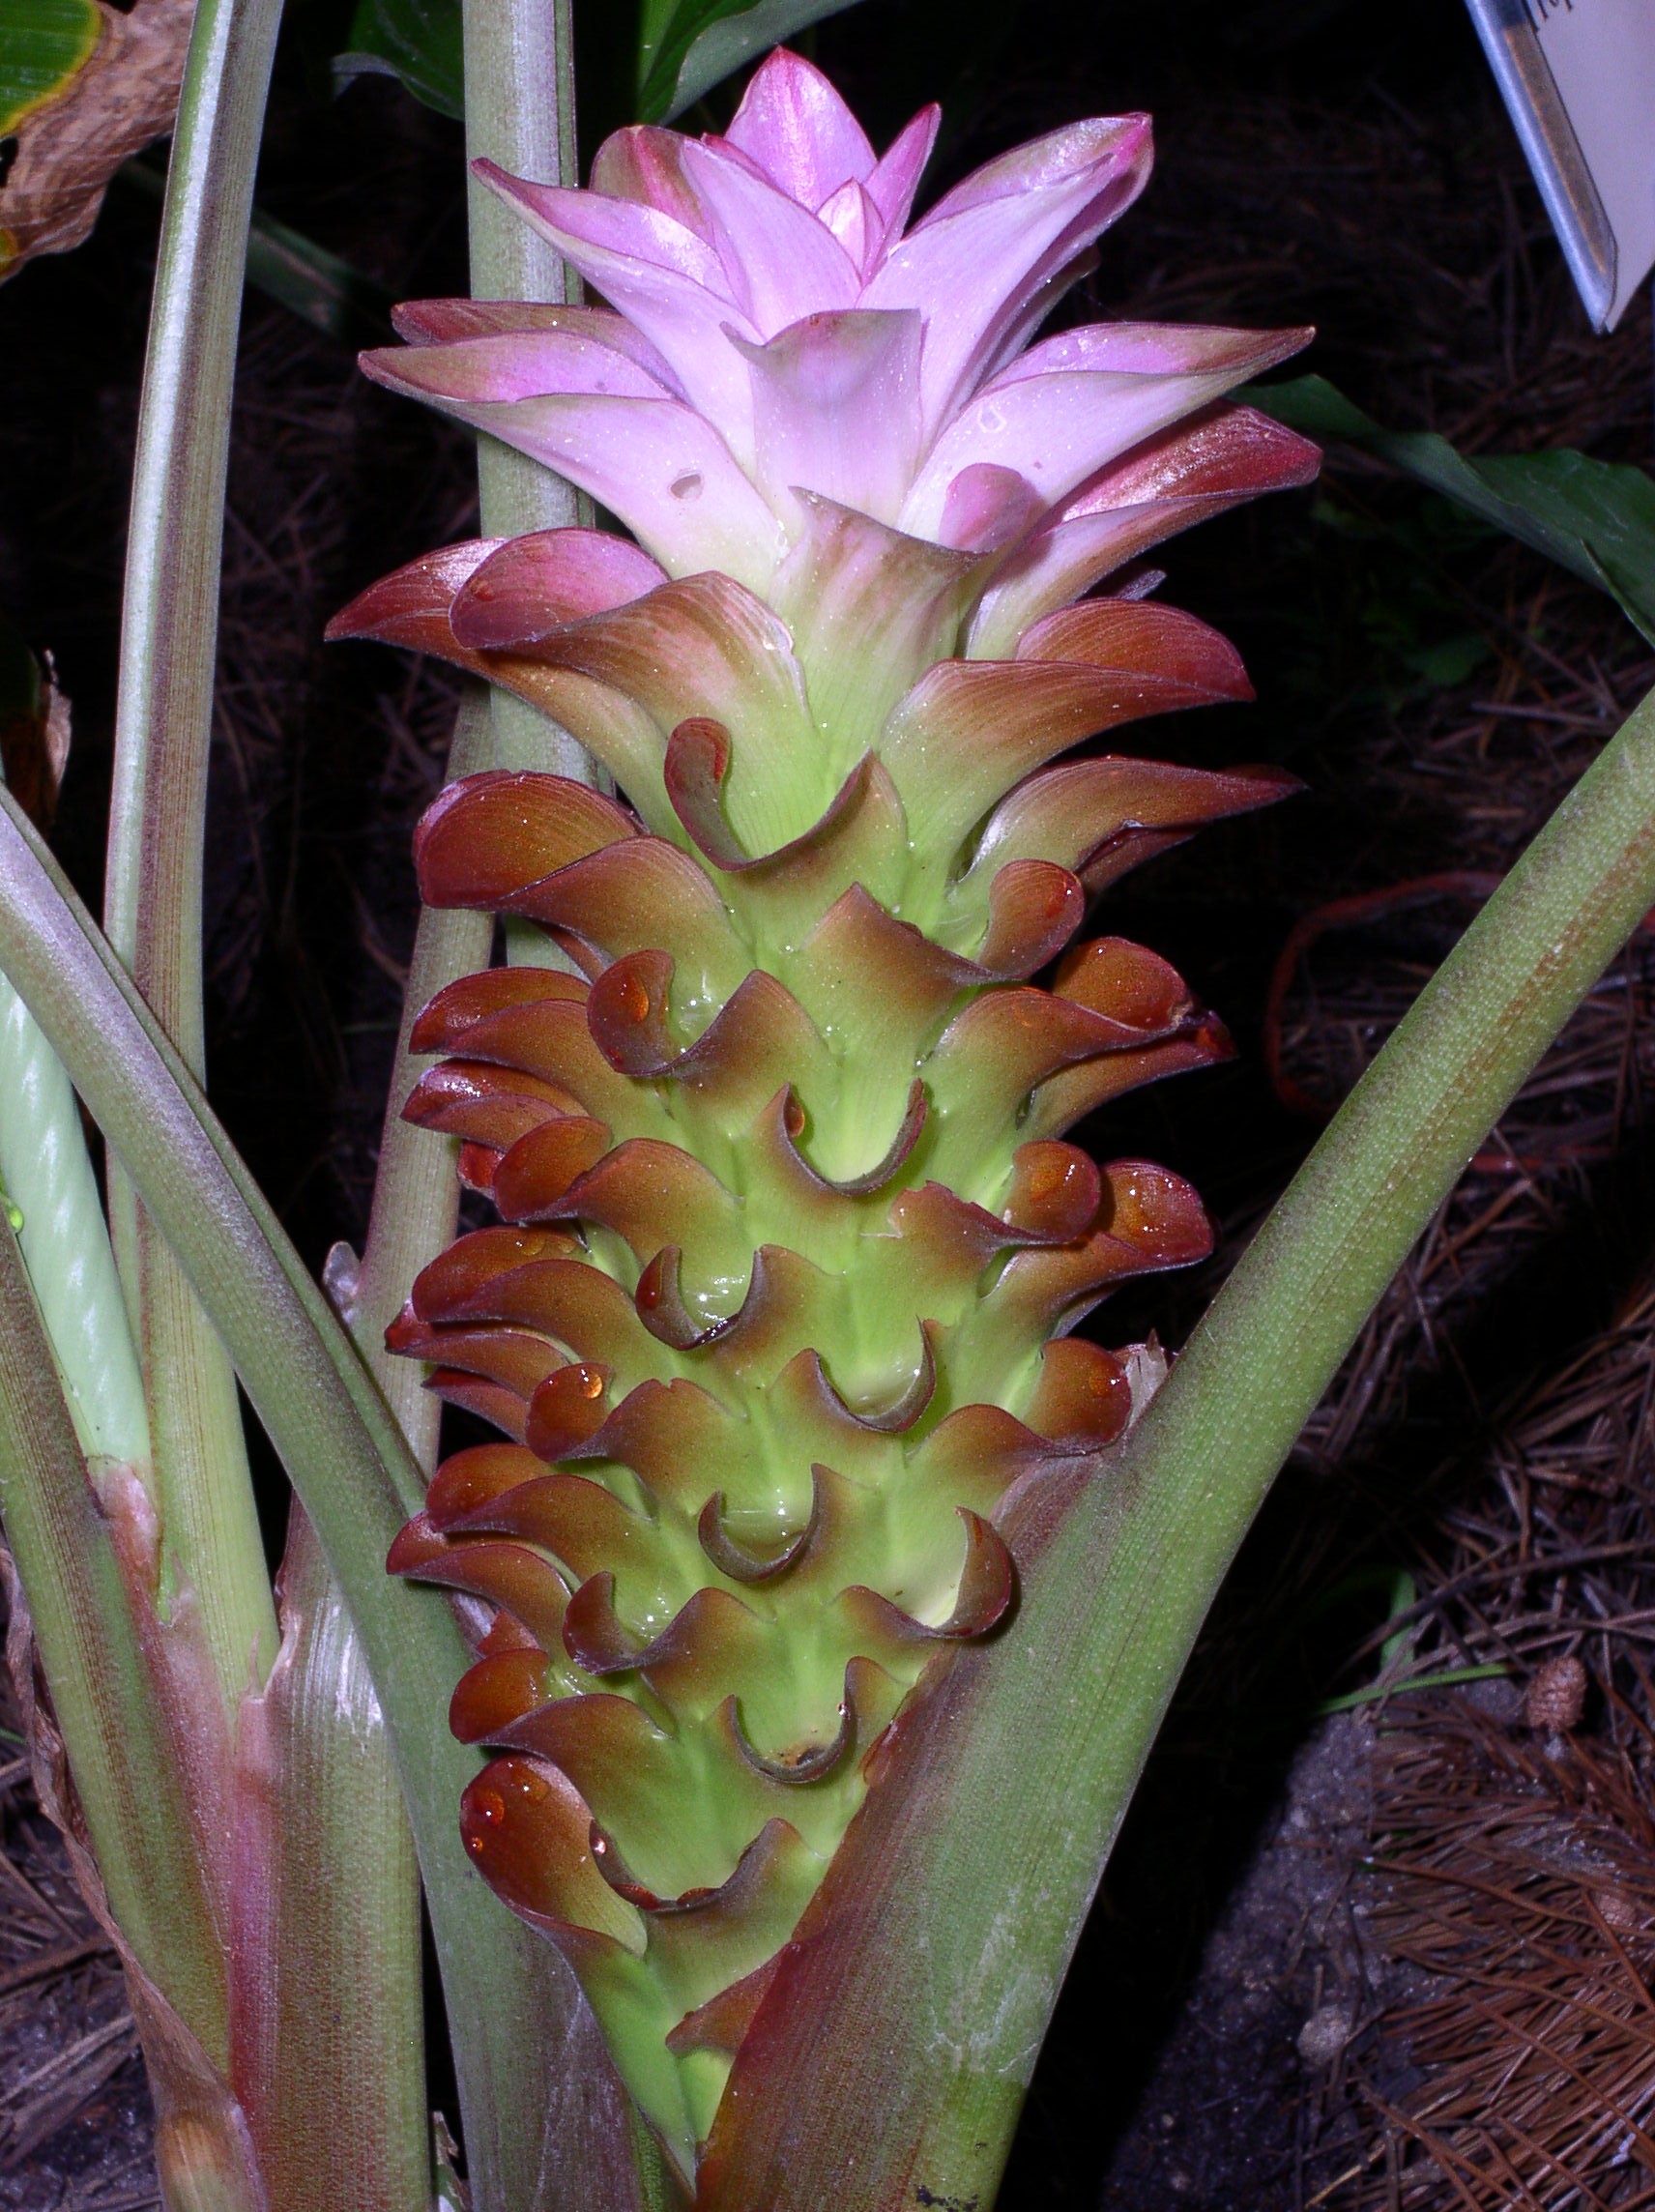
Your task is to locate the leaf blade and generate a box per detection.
[1250,372,1655,643]
[641,0,868,124]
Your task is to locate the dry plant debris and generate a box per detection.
[0,0,193,280]
[1325,1704,1655,2210]
[0,1600,157,2209]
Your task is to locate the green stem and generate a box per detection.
[0,971,149,1470]
[0,1219,226,2061]
[245,692,494,2211]
[103,0,284,1714]
[231,1508,428,2212]
[351,687,494,1463]
[460,0,592,782]
[707,684,1655,2210]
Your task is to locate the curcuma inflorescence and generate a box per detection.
[331,49,1316,2180]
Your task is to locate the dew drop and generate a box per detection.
[618,974,652,1023]
[476,1788,506,1828]
[670,472,704,502]
[574,1363,604,1400]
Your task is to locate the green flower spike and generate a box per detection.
[330,45,1318,2185]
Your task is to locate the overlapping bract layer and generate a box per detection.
[335,47,1316,2182]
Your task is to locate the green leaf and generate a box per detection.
[334,0,464,119]
[326,0,868,131]
[637,0,868,124]
[0,0,100,135]
[1250,373,1655,645]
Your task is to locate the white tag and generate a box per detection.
[1466,0,1655,333]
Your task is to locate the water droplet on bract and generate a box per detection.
[784,1096,806,1139]
[476,1789,506,1828]
[670,473,703,502]
[618,975,652,1023]
[517,1767,550,1803]
[574,1364,604,1400]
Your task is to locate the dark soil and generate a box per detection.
[3,0,1655,2204]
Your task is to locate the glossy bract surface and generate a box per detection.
[333,48,1315,2182]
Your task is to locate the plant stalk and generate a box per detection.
[350,687,494,1462]
[0,970,149,1470]
[706,679,1655,2210]
[460,0,591,782]
[103,0,284,1716]
[0,1220,227,2058]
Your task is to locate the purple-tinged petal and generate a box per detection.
[962,754,1299,887]
[327,544,680,816]
[863,103,941,240]
[991,317,1312,388]
[425,392,787,591]
[474,160,760,438]
[721,47,876,211]
[589,125,711,238]
[862,115,1152,437]
[390,300,685,393]
[483,163,729,289]
[769,493,980,758]
[815,179,881,276]
[1062,398,1320,511]
[328,539,501,651]
[881,599,1251,873]
[512,575,827,855]
[450,529,668,650]
[680,140,860,336]
[968,403,1320,655]
[900,323,1311,542]
[362,328,673,406]
[732,309,922,525]
[936,463,1048,553]
[975,246,1099,386]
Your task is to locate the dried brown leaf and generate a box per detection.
[0,0,192,280]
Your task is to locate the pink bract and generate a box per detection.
[361,47,1311,596]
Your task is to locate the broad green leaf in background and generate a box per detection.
[122,156,397,346]
[334,0,463,120]
[637,0,867,122]
[1252,373,1655,646]
[324,0,870,131]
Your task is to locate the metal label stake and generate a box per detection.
[1466,0,1655,334]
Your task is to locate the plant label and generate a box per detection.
[1466,0,1655,332]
